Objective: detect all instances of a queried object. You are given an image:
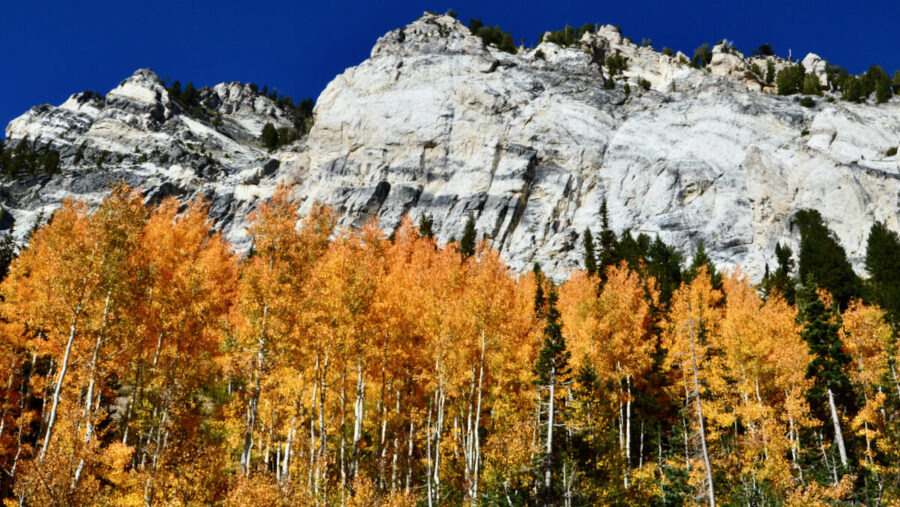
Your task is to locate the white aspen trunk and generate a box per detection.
[282,418,295,484]
[426,399,434,507]
[687,319,715,507]
[391,387,400,491]
[309,356,319,494]
[818,430,838,486]
[471,330,485,504]
[241,304,268,475]
[40,303,82,461]
[625,375,632,489]
[339,371,347,503]
[406,417,414,494]
[545,365,555,489]
[351,356,365,479]
[785,393,803,484]
[827,388,848,468]
[317,355,330,499]
[890,362,900,399]
[434,369,446,506]
[639,419,644,469]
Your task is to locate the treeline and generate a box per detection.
[0,137,60,178]
[0,187,899,504]
[163,79,314,143]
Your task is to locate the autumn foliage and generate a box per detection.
[0,185,897,505]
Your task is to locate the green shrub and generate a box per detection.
[445,8,457,18]
[261,123,279,150]
[867,65,893,103]
[691,43,712,68]
[802,74,822,95]
[776,64,805,95]
[766,61,776,84]
[639,78,651,90]
[801,128,810,136]
[893,70,900,93]
[800,96,815,108]
[887,147,898,157]
[753,43,775,57]
[540,24,595,48]
[535,49,545,60]
[469,18,516,53]
[750,63,762,77]
[604,78,615,90]
[606,51,628,76]
[662,47,675,57]
[624,82,631,97]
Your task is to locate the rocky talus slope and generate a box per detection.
[5,13,900,279]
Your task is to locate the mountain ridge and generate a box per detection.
[4,12,900,280]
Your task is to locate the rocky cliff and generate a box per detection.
[5,13,900,280]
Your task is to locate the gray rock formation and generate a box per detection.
[4,13,900,281]
[3,69,296,249]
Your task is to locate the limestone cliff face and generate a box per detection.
[4,13,900,280]
[2,69,295,249]
[285,14,900,279]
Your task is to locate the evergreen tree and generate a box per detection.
[0,234,15,281]
[776,64,806,95]
[646,236,683,305]
[418,214,434,239]
[864,221,900,320]
[597,200,619,278]
[582,228,597,276]
[261,123,279,151]
[797,280,856,471]
[684,241,722,290]
[182,82,198,105]
[764,242,796,302]
[532,285,571,500]
[459,213,477,258]
[794,209,861,309]
[533,262,546,317]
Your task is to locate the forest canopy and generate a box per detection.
[0,186,897,505]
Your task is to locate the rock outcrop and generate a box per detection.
[4,13,900,281]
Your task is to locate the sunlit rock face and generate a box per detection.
[6,13,900,280]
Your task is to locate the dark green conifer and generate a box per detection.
[459,213,477,258]
[794,209,861,309]
[582,228,597,276]
[261,123,279,151]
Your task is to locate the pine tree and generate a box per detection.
[0,234,14,281]
[532,285,571,499]
[794,209,861,309]
[582,228,597,276]
[646,236,683,305]
[418,214,434,239]
[865,221,900,321]
[685,241,722,290]
[798,280,854,470]
[597,200,619,279]
[261,122,279,151]
[460,213,477,258]
[533,262,546,317]
[764,242,796,302]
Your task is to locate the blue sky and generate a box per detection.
[2,0,899,138]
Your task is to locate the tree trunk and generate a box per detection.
[687,319,715,507]
[40,303,82,461]
[827,388,848,468]
[241,304,269,475]
[545,365,555,490]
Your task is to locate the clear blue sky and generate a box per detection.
[2,0,899,138]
